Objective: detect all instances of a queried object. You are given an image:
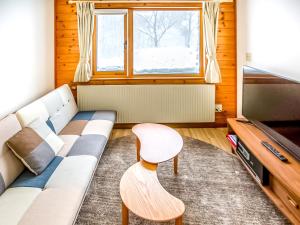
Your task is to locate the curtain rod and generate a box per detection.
[68,0,233,4]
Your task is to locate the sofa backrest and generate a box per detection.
[16,84,78,134]
[0,114,25,195]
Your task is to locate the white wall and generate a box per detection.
[237,0,300,116]
[0,0,54,120]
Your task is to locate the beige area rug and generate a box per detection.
[75,135,290,225]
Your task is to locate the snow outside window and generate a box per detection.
[96,14,125,72]
[133,10,200,75]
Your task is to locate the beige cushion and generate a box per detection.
[43,85,78,134]
[57,84,78,124]
[16,100,49,128]
[45,155,97,190]
[18,155,97,225]
[0,187,41,225]
[0,114,24,191]
[16,84,78,134]
[28,119,64,154]
[81,120,114,138]
[18,188,82,225]
[57,135,79,157]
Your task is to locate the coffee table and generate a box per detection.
[120,160,185,225]
[132,123,183,174]
[120,123,185,224]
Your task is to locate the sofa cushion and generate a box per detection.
[71,111,95,121]
[0,187,41,225]
[0,176,4,196]
[92,110,117,122]
[59,120,88,136]
[45,85,78,134]
[16,85,78,134]
[72,110,116,122]
[40,91,64,117]
[6,127,56,175]
[28,119,64,154]
[81,120,114,138]
[6,156,97,225]
[60,110,116,137]
[7,118,64,175]
[57,135,79,157]
[0,115,24,194]
[18,188,83,225]
[10,157,63,189]
[16,101,49,128]
[45,155,97,189]
[67,134,107,159]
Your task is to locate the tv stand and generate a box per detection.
[227,118,300,224]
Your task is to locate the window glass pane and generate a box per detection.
[133,10,200,75]
[96,15,124,72]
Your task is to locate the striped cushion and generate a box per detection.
[6,119,64,175]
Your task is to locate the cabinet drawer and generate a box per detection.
[270,176,300,221]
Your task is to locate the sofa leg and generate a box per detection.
[122,202,129,225]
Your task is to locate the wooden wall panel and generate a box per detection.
[55,0,237,125]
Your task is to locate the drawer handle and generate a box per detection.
[288,196,299,209]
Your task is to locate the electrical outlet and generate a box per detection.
[215,104,223,112]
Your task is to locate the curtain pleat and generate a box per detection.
[203,1,221,84]
[74,2,95,82]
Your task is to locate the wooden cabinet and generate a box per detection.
[227,118,300,225]
[270,175,300,221]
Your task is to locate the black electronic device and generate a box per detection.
[261,141,288,162]
[236,140,269,185]
[243,66,300,162]
[236,119,251,124]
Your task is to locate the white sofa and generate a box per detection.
[0,85,116,225]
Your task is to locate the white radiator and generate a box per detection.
[77,85,215,123]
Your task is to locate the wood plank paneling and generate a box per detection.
[55,0,237,124]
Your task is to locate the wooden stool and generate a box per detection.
[120,160,185,225]
[132,123,183,174]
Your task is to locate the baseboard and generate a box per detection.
[114,122,227,129]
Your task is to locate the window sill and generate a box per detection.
[74,76,209,85]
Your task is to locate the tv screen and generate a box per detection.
[243,66,300,161]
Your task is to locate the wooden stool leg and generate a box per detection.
[174,155,178,175]
[136,138,140,161]
[175,216,183,225]
[122,202,129,225]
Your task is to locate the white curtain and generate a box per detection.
[74,2,95,82]
[203,1,221,84]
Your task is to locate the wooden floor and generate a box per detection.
[111,128,231,153]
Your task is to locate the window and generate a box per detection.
[94,10,127,76]
[93,9,203,79]
[96,15,125,72]
[134,10,200,75]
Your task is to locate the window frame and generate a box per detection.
[92,12,128,78]
[92,7,204,80]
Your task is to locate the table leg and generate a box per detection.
[122,202,129,225]
[136,138,140,161]
[174,155,178,175]
[175,216,183,225]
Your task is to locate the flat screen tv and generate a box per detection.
[242,66,300,162]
